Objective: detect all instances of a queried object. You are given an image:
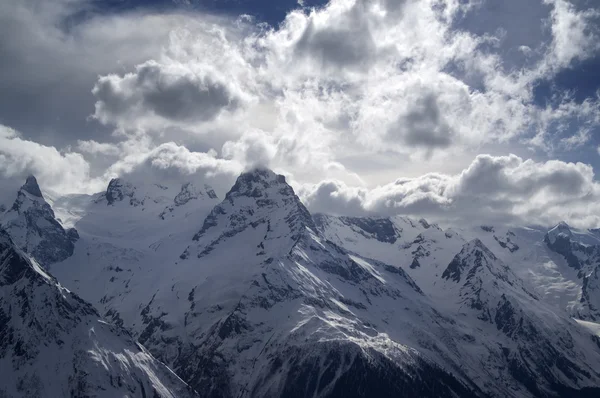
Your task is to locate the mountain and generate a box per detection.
[317,215,600,397]
[579,264,600,321]
[119,169,484,397]
[313,213,466,293]
[0,228,197,398]
[535,222,600,321]
[43,169,484,397]
[6,170,600,397]
[436,239,600,397]
[0,176,78,267]
[49,175,221,331]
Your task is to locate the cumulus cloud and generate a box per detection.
[93,60,247,128]
[0,125,93,205]
[0,0,230,146]
[3,0,600,228]
[76,140,121,156]
[81,0,600,167]
[299,154,600,228]
[103,142,242,196]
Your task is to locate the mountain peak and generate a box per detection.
[105,178,137,205]
[226,168,289,200]
[545,221,573,245]
[21,175,43,198]
[2,177,76,267]
[551,221,571,233]
[442,239,498,282]
[464,238,493,254]
[187,168,315,257]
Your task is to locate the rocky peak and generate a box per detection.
[174,182,202,206]
[442,239,499,283]
[1,176,77,267]
[173,182,218,206]
[204,184,218,199]
[186,168,315,258]
[545,221,572,245]
[105,178,137,205]
[339,216,399,244]
[225,168,292,200]
[543,221,589,272]
[21,175,43,198]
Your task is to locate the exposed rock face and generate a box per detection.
[0,229,197,398]
[105,178,139,206]
[0,176,77,267]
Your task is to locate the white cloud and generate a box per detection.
[92,59,250,129]
[76,140,121,156]
[102,142,242,196]
[544,0,600,70]
[299,154,600,228]
[86,0,600,166]
[0,125,94,206]
[2,0,600,227]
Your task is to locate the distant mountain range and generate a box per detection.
[2,169,600,397]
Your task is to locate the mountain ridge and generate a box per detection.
[4,170,600,397]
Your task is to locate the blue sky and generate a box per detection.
[1,0,600,227]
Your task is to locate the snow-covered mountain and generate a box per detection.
[5,171,600,397]
[538,222,600,321]
[0,176,78,267]
[48,175,221,331]
[316,214,600,396]
[0,228,197,398]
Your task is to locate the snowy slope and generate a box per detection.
[316,214,600,397]
[138,169,486,397]
[49,176,220,330]
[7,170,600,397]
[314,214,466,294]
[0,228,197,398]
[0,176,78,267]
[466,222,600,321]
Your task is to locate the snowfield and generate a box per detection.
[2,170,600,397]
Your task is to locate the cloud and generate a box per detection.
[3,0,600,228]
[293,1,379,71]
[299,154,600,228]
[103,142,242,196]
[545,0,600,70]
[76,140,121,156]
[68,0,600,166]
[92,60,247,128]
[0,0,227,146]
[0,125,92,204]
[387,91,454,150]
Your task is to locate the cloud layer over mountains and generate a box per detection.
[1,0,599,227]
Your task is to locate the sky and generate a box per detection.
[1,0,600,228]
